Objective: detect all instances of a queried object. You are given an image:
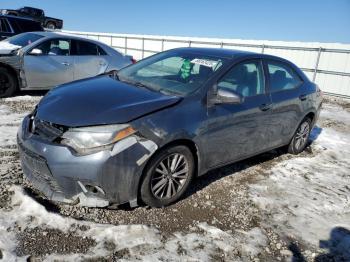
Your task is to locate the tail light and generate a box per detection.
[131,58,137,64]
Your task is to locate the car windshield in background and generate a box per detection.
[117,51,227,96]
[5,33,44,47]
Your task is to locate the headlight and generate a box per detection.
[61,124,136,155]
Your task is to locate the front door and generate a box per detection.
[203,59,272,169]
[23,38,74,88]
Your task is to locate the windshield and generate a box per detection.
[117,51,227,96]
[4,33,44,48]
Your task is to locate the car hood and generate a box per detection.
[36,76,181,127]
[0,41,21,55]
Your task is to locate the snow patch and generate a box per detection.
[250,105,350,252]
[0,105,26,147]
[0,186,267,261]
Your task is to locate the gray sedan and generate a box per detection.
[0,31,134,97]
[17,48,323,208]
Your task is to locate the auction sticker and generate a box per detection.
[191,58,217,68]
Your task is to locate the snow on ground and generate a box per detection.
[250,103,350,256]
[0,186,267,261]
[0,105,26,147]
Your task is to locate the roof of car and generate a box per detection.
[172,47,297,65]
[172,47,259,58]
[26,31,107,44]
[19,31,123,57]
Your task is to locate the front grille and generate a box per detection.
[18,142,62,193]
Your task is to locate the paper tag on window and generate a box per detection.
[191,58,217,68]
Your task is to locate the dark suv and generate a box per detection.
[0,15,43,40]
[1,7,62,29]
[17,48,323,208]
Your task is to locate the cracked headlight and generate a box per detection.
[61,124,136,155]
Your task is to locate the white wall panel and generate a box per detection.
[63,30,350,97]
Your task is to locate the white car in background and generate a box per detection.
[0,31,135,97]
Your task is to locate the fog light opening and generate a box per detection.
[77,181,105,195]
[85,184,105,195]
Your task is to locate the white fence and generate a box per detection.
[63,30,350,98]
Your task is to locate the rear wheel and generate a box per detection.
[0,68,17,98]
[287,118,311,154]
[140,145,194,207]
[46,22,56,30]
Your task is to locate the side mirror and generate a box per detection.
[210,86,243,105]
[28,48,43,55]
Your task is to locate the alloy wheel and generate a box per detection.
[294,121,310,150]
[151,153,189,199]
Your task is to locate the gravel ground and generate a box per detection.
[0,93,349,261]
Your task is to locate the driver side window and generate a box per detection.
[34,39,71,56]
[217,60,265,97]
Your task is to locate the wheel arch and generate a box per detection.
[304,111,316,125]
[136,138,200,202]
[0,63,19,88]
[288,110,316,144]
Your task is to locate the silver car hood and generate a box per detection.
[0,41,21,55]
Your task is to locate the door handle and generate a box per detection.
[259,103,272,111]
[61,62,70,66]
[99,61,107,66]
[299,94,307,101]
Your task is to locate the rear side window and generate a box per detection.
[267,60,303,92]
[217,60,265,97]
[12,19,43,32]
[73,40,100,55]
[0,18,12,33]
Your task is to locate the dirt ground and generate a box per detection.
[0,92,349,261]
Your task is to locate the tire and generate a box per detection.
[46,22,56,30]
[140,145,195,207]
[287,118,312,154]
[0,68,18,98]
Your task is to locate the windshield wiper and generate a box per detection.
[158,88,183,96]
[124,79,157,92]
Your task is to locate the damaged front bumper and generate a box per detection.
[17,116,157,208]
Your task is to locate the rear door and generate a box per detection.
[203,59,272,168]
[71,40,109,80]
[23,38,74,88]
[264,59,305,147]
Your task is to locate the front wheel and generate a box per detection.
[140,145,194,207]
[0,68,17,98]
[287,118,312,154]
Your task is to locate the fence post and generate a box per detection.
[110,35,113,47]
[161,39,164,51]
[220,42,223,48]
[313,47,322,82]
[142,37,145,59]
[124,37,128,54]
[261,44,265,54]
